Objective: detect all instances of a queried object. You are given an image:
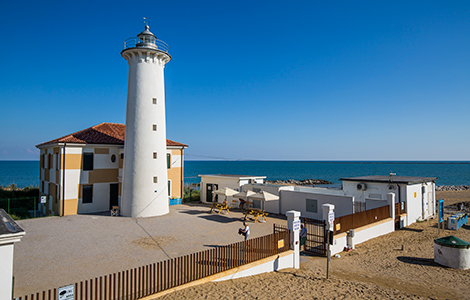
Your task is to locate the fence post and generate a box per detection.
[388,193,395,229]
[286,210,300,269]
[322,204,335,253]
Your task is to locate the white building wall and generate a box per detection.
[167,149,182,168]
[342,181,399,203]
[406,184,424,224]
[0,243,14,299]
[64,170,80,199]
[65,146,83,154]
[280,190,354,219]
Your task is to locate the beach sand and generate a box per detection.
[159,190,470,300]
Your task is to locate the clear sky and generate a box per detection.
[1,1,469,161]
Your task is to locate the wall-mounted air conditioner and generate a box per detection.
[357,183,367,191]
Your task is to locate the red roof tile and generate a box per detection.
[36,123,187,148]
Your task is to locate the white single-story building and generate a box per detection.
[199,175,266,205]
[340,175,437,226]
[205,174,437,228]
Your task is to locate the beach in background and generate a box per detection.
[1,160,470,188]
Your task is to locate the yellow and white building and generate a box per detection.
[36,122,187,216]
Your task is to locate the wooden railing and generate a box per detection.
[395,202,406,215]
[15,231,290,300]
[333,205,390,234]
[273,223,288,233]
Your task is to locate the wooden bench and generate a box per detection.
[243,208,268,223]
[210,202,230,214]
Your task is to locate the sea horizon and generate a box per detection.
[1,160,470,188]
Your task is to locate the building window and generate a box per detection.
[153,124,157,131]
[56,185,60,204]
[167,154,171,169]
[40,154,44,168]
[153,152,157,159]
[48,154,53,169]
[153,98,157,104]
[153,176,158,183]
[83,153,94,171]
[121,153,124,160]
[56,154,60,170]
[168,180,171,196]
[82,185,93,204]
[306,199,318,213]
[111,154,116,163]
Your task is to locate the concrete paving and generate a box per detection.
[13,203,287,297]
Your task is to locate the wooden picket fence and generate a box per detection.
[333,205,390,234]
[15,230,290,300]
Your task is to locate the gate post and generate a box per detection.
[322,204,335,255]
[388,192,396,229]
[286,210,300,269]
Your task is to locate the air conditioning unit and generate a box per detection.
[357,183,367,191]
[388,184,396,190]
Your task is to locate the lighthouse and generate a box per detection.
[120,24,171,218]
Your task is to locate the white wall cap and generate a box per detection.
[0,231,26,246]
[322,203,335,210]
[286,210,301,218]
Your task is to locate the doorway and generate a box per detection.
[109,183,119,209]
[206,183,218,202]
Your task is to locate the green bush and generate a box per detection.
[0,186,39,198]
[9,214,21,221]
[183,188,200,203]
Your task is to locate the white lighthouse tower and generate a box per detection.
[120,24,171,218]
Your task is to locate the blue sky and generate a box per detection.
[1,1,469,161]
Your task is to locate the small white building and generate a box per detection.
[199,175,266,204]
[341,175,437,226]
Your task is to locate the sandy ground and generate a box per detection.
[159,190,470,300]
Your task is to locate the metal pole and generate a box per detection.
[326,228,330,279]
[34,197,36,218]
[8,198,10,214]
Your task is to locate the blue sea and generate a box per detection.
[184,161,470,187]
[1,160,469,188]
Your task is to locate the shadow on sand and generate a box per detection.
[397,256,441,267]
[198,214,242,224]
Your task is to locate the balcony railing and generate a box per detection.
[123,37,169,53]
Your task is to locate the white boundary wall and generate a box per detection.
[330,218,395,255]
[214,251,295,281]
[327,193,396,256]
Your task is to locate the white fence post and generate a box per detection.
[322,204,335,254]
[286,210,300,269]
[388,192,395,219]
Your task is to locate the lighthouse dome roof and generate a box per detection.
[137,25,156,38]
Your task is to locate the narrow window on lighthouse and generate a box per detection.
[153,152,157,159]
[153,124,157,131]
[153,176,158,183]
[153,98,157,104]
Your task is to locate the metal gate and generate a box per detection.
[303,217,327,256]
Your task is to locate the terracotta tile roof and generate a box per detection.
[36,123,187,148]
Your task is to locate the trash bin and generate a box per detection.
[434,236,470,270]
